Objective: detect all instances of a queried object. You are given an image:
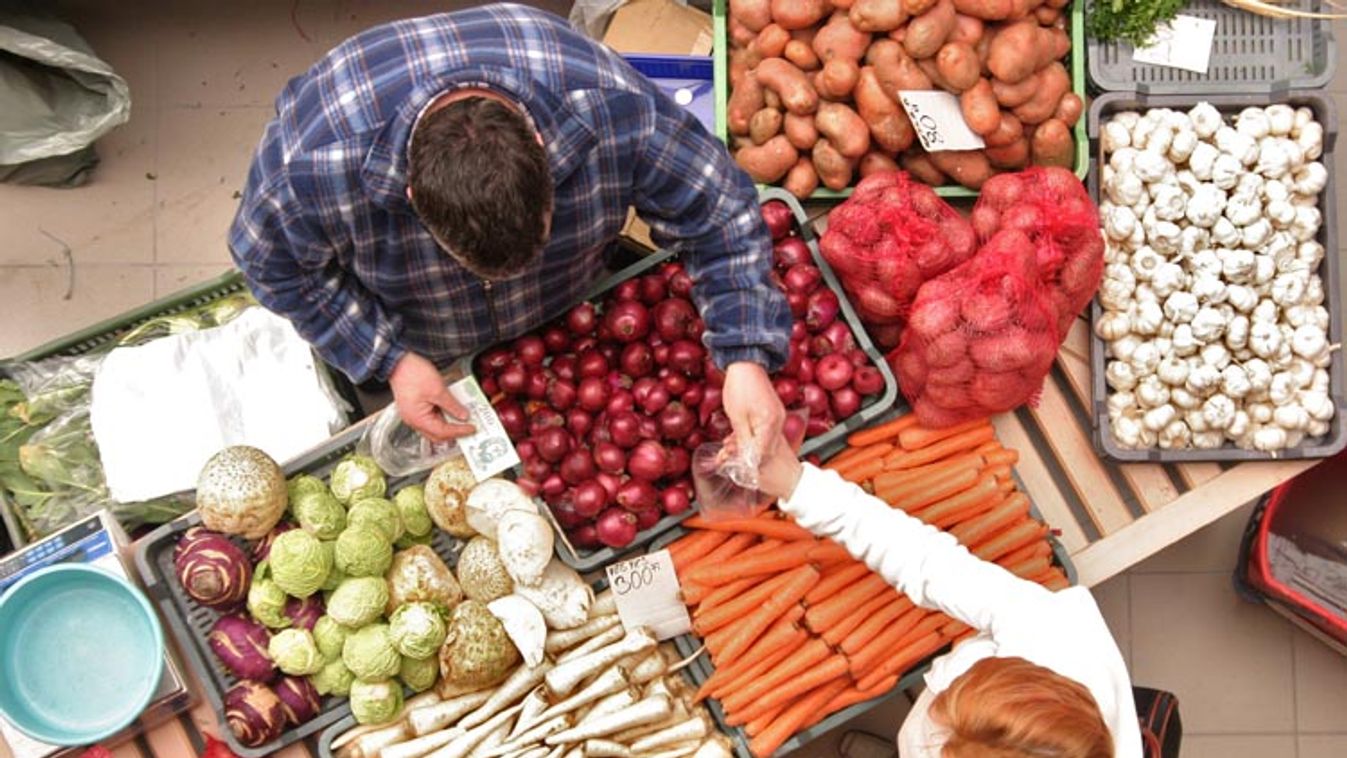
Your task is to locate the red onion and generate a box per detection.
[608,411,643,449]
[596,472,622,501]
[806,289,841,331]
[681,384,705,409]
[667,340,705,377]
[577,349,609,378]
[559,449,596,485]
[574,337,598,354]
[526,371,549,400]
[705,410,733,441]
[810,334,836,359]
[517,478,541,497]
[613,279,641,302]
[802,383,830,415]
[567,302,598,335]
[632,377,658,405]
[551,355,577,383]
[542,473,567,498]
[596,507,639,548]
[787,291,808,317]
[806,415,833,436]
[660,487,691,516]
[705,361,726,388]
[529,408,564,437]
[665,446,691,478]
[773,237,811,269]
[616,479,659,512]
[784,264,823,295]
[577,377,610,412]
[476,347,512,376]
[683,430,706,450]
[823,322,857,354]
[698,385,724,426]
[627,441,669,482]
[797,356,815,384]
[634,506,662,530]
[816,353,854,391]
[620,342,655,378]
[497,401,527,440]
[773,377,801,406]
[604,300,651,343]
[599,342,618,362]
[607,389,635,415]
[791,321,809,342]
[853,365,885,396]
[653,299,699,342]
[551,494,588,527]
[640,385,671,415]
[516,439,538,461]
[783,341,804,377]
[515,335,546,367]
[543,327,570,354]
[536,427,573,463]
[658,262,682,282]
[523,457,551,483]
[761,200,795,241]
[499,364,527,395]
[572,481,608,518]
[639,274,667,305]
[783,412,808,447]
[831,386,862,418]
[566,408,593,439]
[569,524,601,549]
[658,402,696,440]
[639,416,659,440]
[594,442,627,475]
[662,371,688,396]
[480,376,500,397]
[547,380,577,411]
[669,269,694,298]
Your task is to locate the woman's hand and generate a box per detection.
[388,352,476,442]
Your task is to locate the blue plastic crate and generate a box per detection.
[623,54,715,133]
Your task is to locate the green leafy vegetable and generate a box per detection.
[1087,0,1189,47]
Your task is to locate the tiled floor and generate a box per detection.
[3,1,1347,753]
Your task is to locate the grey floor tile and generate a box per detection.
[1293,628,1347,733]
[1091,573,1132,668]
[1300,734,1347,758]
[1183,734,1296,758]
[0,264,156,357]
[1134,501,1255,574]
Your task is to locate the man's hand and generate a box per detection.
[388,352,476,442]
[722,361,785,468]
[757,433,804,502]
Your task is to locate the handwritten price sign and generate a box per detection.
[898,91,986,153]
[605,549,691,640]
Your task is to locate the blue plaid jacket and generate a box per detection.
[228,3,789,384]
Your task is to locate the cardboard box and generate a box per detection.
[602,0,714,55]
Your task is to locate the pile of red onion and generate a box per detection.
[475,200,885,551]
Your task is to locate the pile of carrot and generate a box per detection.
[663,414,1068,757]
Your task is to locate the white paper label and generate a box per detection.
[437,375,520,482]
[1132,15,1217,74]
[605,549,692,641]
[898,90,986,152]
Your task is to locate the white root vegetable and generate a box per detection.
[461,661,554,730]
[508,689,551,740]
[631,716,711,753]
[333,723,386,752]
[482,715,574,757]
[590,590,616,619]
[641,745,703,758]
[581,688,641,724]
[467,720,515,758]
[515,560,594,630]
[538,666,631,724]
[411,692,495,736]
[544,615,621,654]
[692,740,735,758]
[497,510,554,587]
[382,729,466,758]
[431,704,524,758]
[582,740,633,758]
[626,650,671,685]
[489,596,549,667]
[465,480,537,539]
[556,625,626,664]
[544,696,672,745]
[546,628,657,698]
[342,724,411,758]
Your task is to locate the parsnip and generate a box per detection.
[482,714,572,757]
[410,691,494,736]
[631,717,710,753]
[590,589,616,618]
[544,695,672,745]
[581,739,633,758]
[380,728,465,758]
[344,724,411,758]
[507,689,549,740]
[467,720,514,758]
[461,661,554,730]
[538,666,630,722]
[555,625,625,664]
[429,704,524,758]
[546,628,656,697]
[579,688,639,724]
[543,615,621,654]
[625,651,668,685]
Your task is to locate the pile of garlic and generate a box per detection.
[1095,103,1337,453]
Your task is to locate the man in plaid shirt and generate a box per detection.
[229,4,791,452]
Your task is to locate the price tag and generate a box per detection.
[898,90,986,152]
[438,375,520,482]
[1132,15,1217,74]
[604,549,692,641]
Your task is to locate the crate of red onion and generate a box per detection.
[470,188,899,571]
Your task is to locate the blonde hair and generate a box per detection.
[928,657,1114,758]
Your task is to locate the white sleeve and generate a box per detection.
[778,464,1058,635]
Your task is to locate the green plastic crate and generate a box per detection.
[712,0,1090,199]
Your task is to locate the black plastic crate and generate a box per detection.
[1087,91,1346,462]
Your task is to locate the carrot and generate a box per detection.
[804,573,892,633]
[682,515,815,542]
[689,532,758,571]
[694,568,803,636]
[822,588,900,647]
[720,636,832,714]
[835,456,885,483]
[807,542,855,565]
[1037,568,1071,591]
[804,561,870,605]
[826,442,893,472]
[998,540,1051,568]
[911,475,999,525]
[884,426,997,470]
[701,633,805,702]
[840,595,916,656]
[755,655,851,713]
[817,675,898,721]
[974,440,1003,455]
[950,492,1030,546]
[668,529,730,572]
[898,417,991,450]
[748,677,852,758]
[692,575,760,611]
[856,631,947,692]
[940,619,969,637]
[973,520,1048,562]
[932,489,1003,530]
[716,605,805,676]
[872,453,984,499]
[884,465,980,512]
[846,414,919,447]
[686,539,817,587]
[997,478,1016,494]
[982,448,1019,467]
[745,703,788,737]
[1003,552,1051,579]
[681,581,717,607]
[985,463,1014,481]
[846,607,927,675]
[715,565,821,662]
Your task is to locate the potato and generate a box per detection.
[815,102,871,158]
[818,58,861,98]
[771,0,831,30]
[1035,6,1061,24]
[764,88,783,109]
[985,137,1029,169]
[813,11,871,62]
[917,57,955,91]
[952,0,1018,20]
[783,157,820,198]
[727,73,766,136]
[950,14,984,45]
[757,58,820,115]
[1054,92,1083,126]
[929,150,993,189]
[749,108,784,145]
[859,151,902,177]
[736,135,799,182]
[783,111,820,150]
[905,0,958,59]
[901,150,947,185]
[991,71,1038,107]
[730,50,751,89]
[812,139,856,189]
[731,0,773,32]
[1045,26,1071,61]
[1030,118,1073,168]
[983,110,1022,147]
[729,16,758,48]
[935,42,981,91]
[831,0,856,7]
[958,78,1001,136]
[870,39,934,92]
[750,23,792,62]
[1011,61,1068,124]
[987,21,1048,83]
[854,66,916,152]
[784,39,821,70]
[904,0,939,14]
[850,0,907,32]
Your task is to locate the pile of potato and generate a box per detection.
[727,0,1083,195]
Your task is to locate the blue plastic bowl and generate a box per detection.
[0,564,164,746]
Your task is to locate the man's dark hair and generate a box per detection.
[408,97,552,279]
